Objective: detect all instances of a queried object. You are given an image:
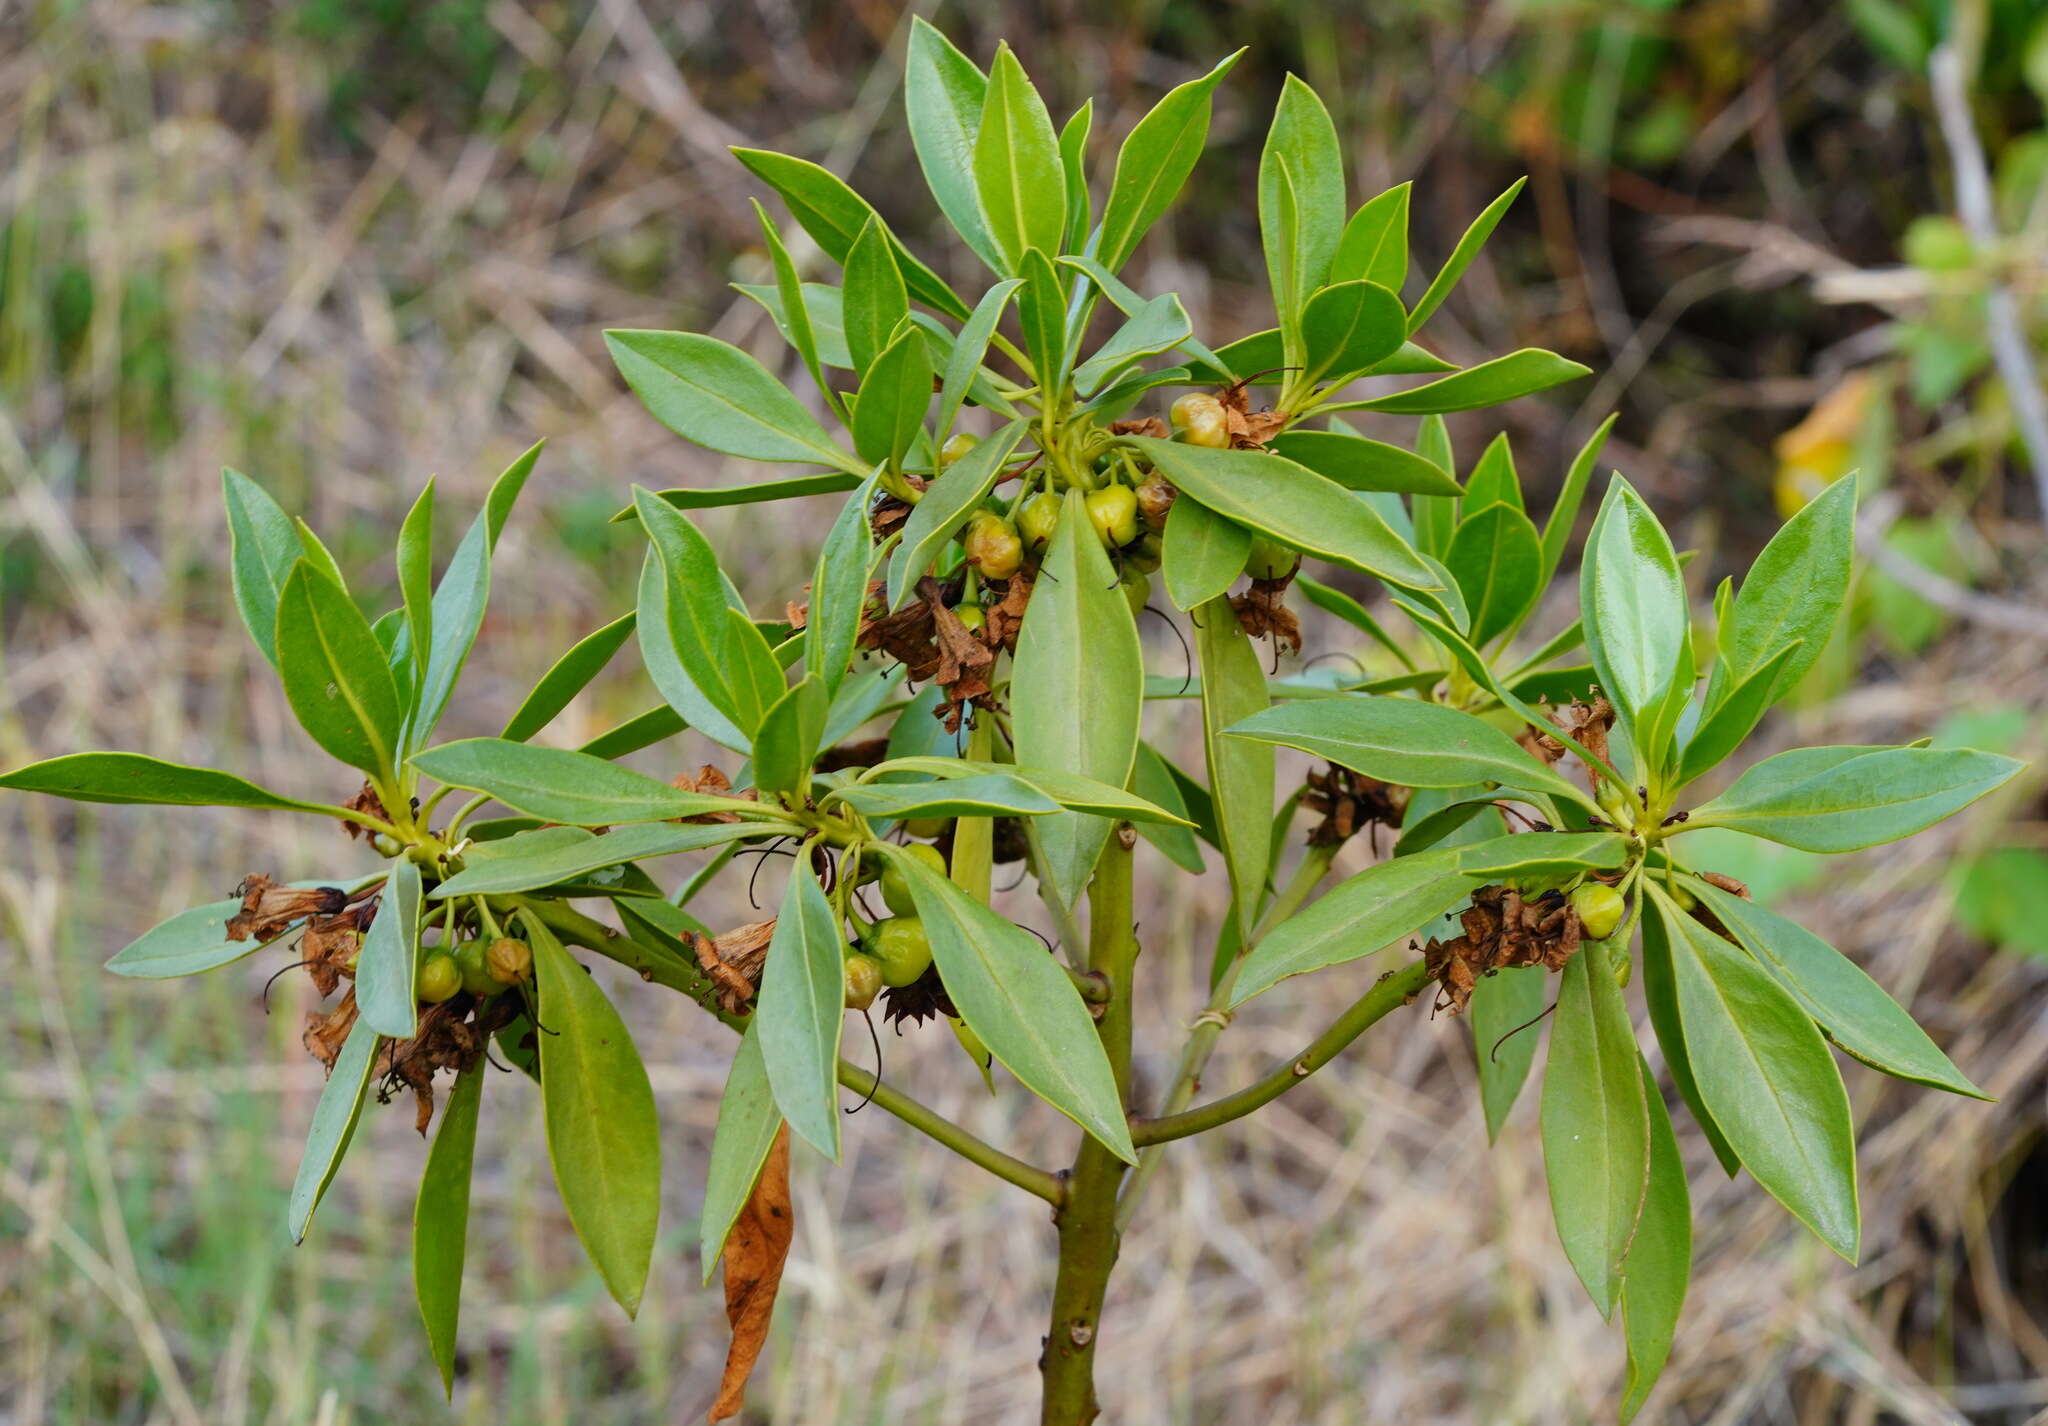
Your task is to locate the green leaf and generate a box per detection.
[434,822,754,898]
[1195,597,1274,942]
[396,479,436,681]
[1011,489,1144,905]
[1059,101,1093,253]
[1955,844,2048,958]
[1542,944,1650,1318]
[1471,964,1546,1141]
[806,482,878,698]
[936,279,1023,445]
[750,199,829,400]
[700,1023,783,1281]
[1258,75,1345,335]
[973,44,1066,272]
[1230,848,1471,1006]
[1463,433,1523,511]
[578,705,688,761]
[851,326,934,469]
[1619,1069,1691,1423]
[1123,437,1439,592]
[1581,476,1688,766]
[874,757,1188,825]
[905,20,1001,269]
[1293,574,1411,667]
[1539,414,1616,586]
[732,147,969,318]
[1133,742,1206,872]
[1227,696,1591,809]
[1639,908,1740,1175]
[605,329,856,470]
[622,472,862,515]
[735,279,854,371]
[1676,640,1802,784]
[1161,496,1251,611]
[288,1014,380,1243]
[223,467,307,669]
[1330,182,1411,290]
[1412,415,1457,557]
[1269,430,1462,496]
[501,614,637,743]
[1685,744,2022,852]
[1337,348,1590,414]
[355,858,423,1039]
[752,675,829,800]
[1456,831,1627,879]
[756,858,846,1159]
[1074,293,1192,398]
[1408,178,1524,331]
[1299,280,1406,384]
[842,217,910,378]
[1446,500,1543,646]
[888,418,1029,610]
[1692,880,1985,1097]
[276,562,405,781]
[0,751,336,814]
[1705,475,1855,714]
[414,1060,483,1396]
[1655,890,1859,1260]
[105,887,326,979]
[834,773,1059,820]
[413,738,773,826]
[1097,52,1240,271]
[880,846,1135,1161]
[528,914,662,1315]
[1016,247,1070,387]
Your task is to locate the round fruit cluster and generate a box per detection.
[414,935,534,1006]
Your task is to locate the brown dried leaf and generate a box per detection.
[1108,416,1167,439]
[697,922,774,1012]
[1302,765,1409,847]
[710,1126,793,1422]
[1424,882,1586,1013]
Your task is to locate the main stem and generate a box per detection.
[1040,832,1138,1426]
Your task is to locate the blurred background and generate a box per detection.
[2,0,2045,1422]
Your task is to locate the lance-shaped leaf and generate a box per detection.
[936,279,1023,445]
[842,217,909,379]
[288,1015,380,1243]
[1542,944,1650,1319]
[1299,279,1406,385]
[750,197,829,400]
[414,1060,484,1396]
[1058,101,1093,251]
[973,43,1066,272]
[1464,433,1523,510]
[905,19,1002,269]
[1446,500,1543,648]
[734,280,854,371]
[605,329,857,470]
[1269,430,1462,496]
[888,418,1029,609]
[851,326,934,470]
[413,738,776,826]
[752,675,828,800]
[1227,696,1591,809]
[1538,414,1616,585]
[1619,1065,1692,1423]
[1133,741,1205,873]
[1685,744,2021,852]
[756,858,846,1159]
[395,479,436,680]
[1016,247,1068,385]
[871,756,1189,824]
[1676,640,1802,784]
[578,704,688,761]
[1337,348,1590,414]
[880,846,1135,1161]
[1229,847,1472,1006]
[1692,880,1985,1097]
[1123,436,1439,591]
[1097,51,1240,271]
[528,914,661,1315]
[355,858,423,1039]
[276,562,404,781]
[701,1022,783,1281]
[832,774,1060,820]
[1330,181,1411,290]
[636,554,747,753]
[1654,889,1860,1260]
[224,467,313,669]
[1456,831,1627,880]
[1195,597,1274,942]
[1074,293,1192,397]
[103,898,272,979]
[1161,497,1251,611]
[1705,475,1855,713]
[1258,75,1345,332]
[633,486,783,743]
[806,480,878,697]
[1011,489,1143,905]
[1471,964,1547,1142]
[1408,178,1524,331]
[0,752,338,814]
[1581,476,1688,766]
[1639,907,1740,1175]
[434,822,756,898]
[623,472,861,515]
[500,613,638,743]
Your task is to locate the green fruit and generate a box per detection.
[843,953,884,1010]
[416,952,462,1004]
[867,917,934,987]
[902,815,951,840]
[1085,484,1140,547]
[963,514,1024,580]
[485,936,534,985]
[455,940,503,998]
[1017,490,1061,551]
[939,431,980,468]
[881,842,947,915]
[1246,537,1296,580]
[1596,780,1634,827]
[953,603,987,633]
[371,832,402,859]
[1169,392,1228,449]
[1122,569,1152,615]
[1571,884,1626,941]
[1125,531,1163,574]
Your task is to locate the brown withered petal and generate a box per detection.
[1424,883,1585,1014]
[227,874,348,943]
[696,922,775,1013]
[709,1126,793,1422]
[302,992,360,1071]
[340,783,390,841]
[1108,416,1167,439]
[1302,765,1409,847]
[673,764,751,824]
[1231,574,1303,654]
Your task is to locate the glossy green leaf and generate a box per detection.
[1097,52,1240,271]
[1293,574,1411,666]
[1542,944,1650,1319]
[605,329,856,470]
[1330,181,1411,290]
[104,886,330,979]
[1016,247,1069,385]
[1269,430,1462,496]
[396,479,436,681]
[414,1060,483,1396]
[1227,696,1591,808]
[578,704,688,761]
[936,279,1023,445]
[1258,75,1345,333]
[851,326,934,469]
[633,486,783,743]
[874,757,1188,825]
[1230,847,1471,1006]
[1706,475,1855,714]
[1693,881,1985,1097]
[1011,489,1143,905]
[888,418,1029,609]
[842,217,910,378]
[1161,496,1252,611]
[753,674,828,801]
[750,198,829,400]
[881,846,1135,1161]
[413,738,773,826]
[276,562,404,780]
[1456,831,1627,879]
[1337,348,1590,414]
[1471,964,1546,1142]
[1074,293,1192,397]
[833,773,1059,820]
[1686,744,2022,852]
[905,20,1001,268]
[501,613,637,743]
[1411,415,1457,557]
[1299,279,1406,384]
[1446,500,1543,646]
[734,279,854,371]
[1408,178,1523,331]
[287,1014,380,1243]
[973,44,1066,272]
[806,481,878,698]
[1123,437,1439,591]
[634,555,746,753]
[434,822,755,897]
[1639,908,1740,1175]
[1676,640,1802,784]
[756,858,846,1159]
[732,147,969,318]
[1536,415,1615,586]
[1195,597,1274,942]
[1463,433,1523,511]
[1657,890,1859,1260]
[223,467,307,669]
[622,472,862,515]
[0,752,335,815]
[355,858,423,1039]
[700,1023,783,1282]
[528,914,661,1315]
[1619,1067,1691,1423]
[1132,742,1205,873]
[1580,476,1688,764]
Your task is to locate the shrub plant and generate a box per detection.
[5,25,2023,1423]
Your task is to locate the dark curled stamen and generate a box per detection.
[1302,649,1368,679]
[260,959,321,1011]
[845,1009,883,1115]
[1140,605,1193,694]
[1489,1001,1559,1062]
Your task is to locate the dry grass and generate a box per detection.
[3,4,2046,1423]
